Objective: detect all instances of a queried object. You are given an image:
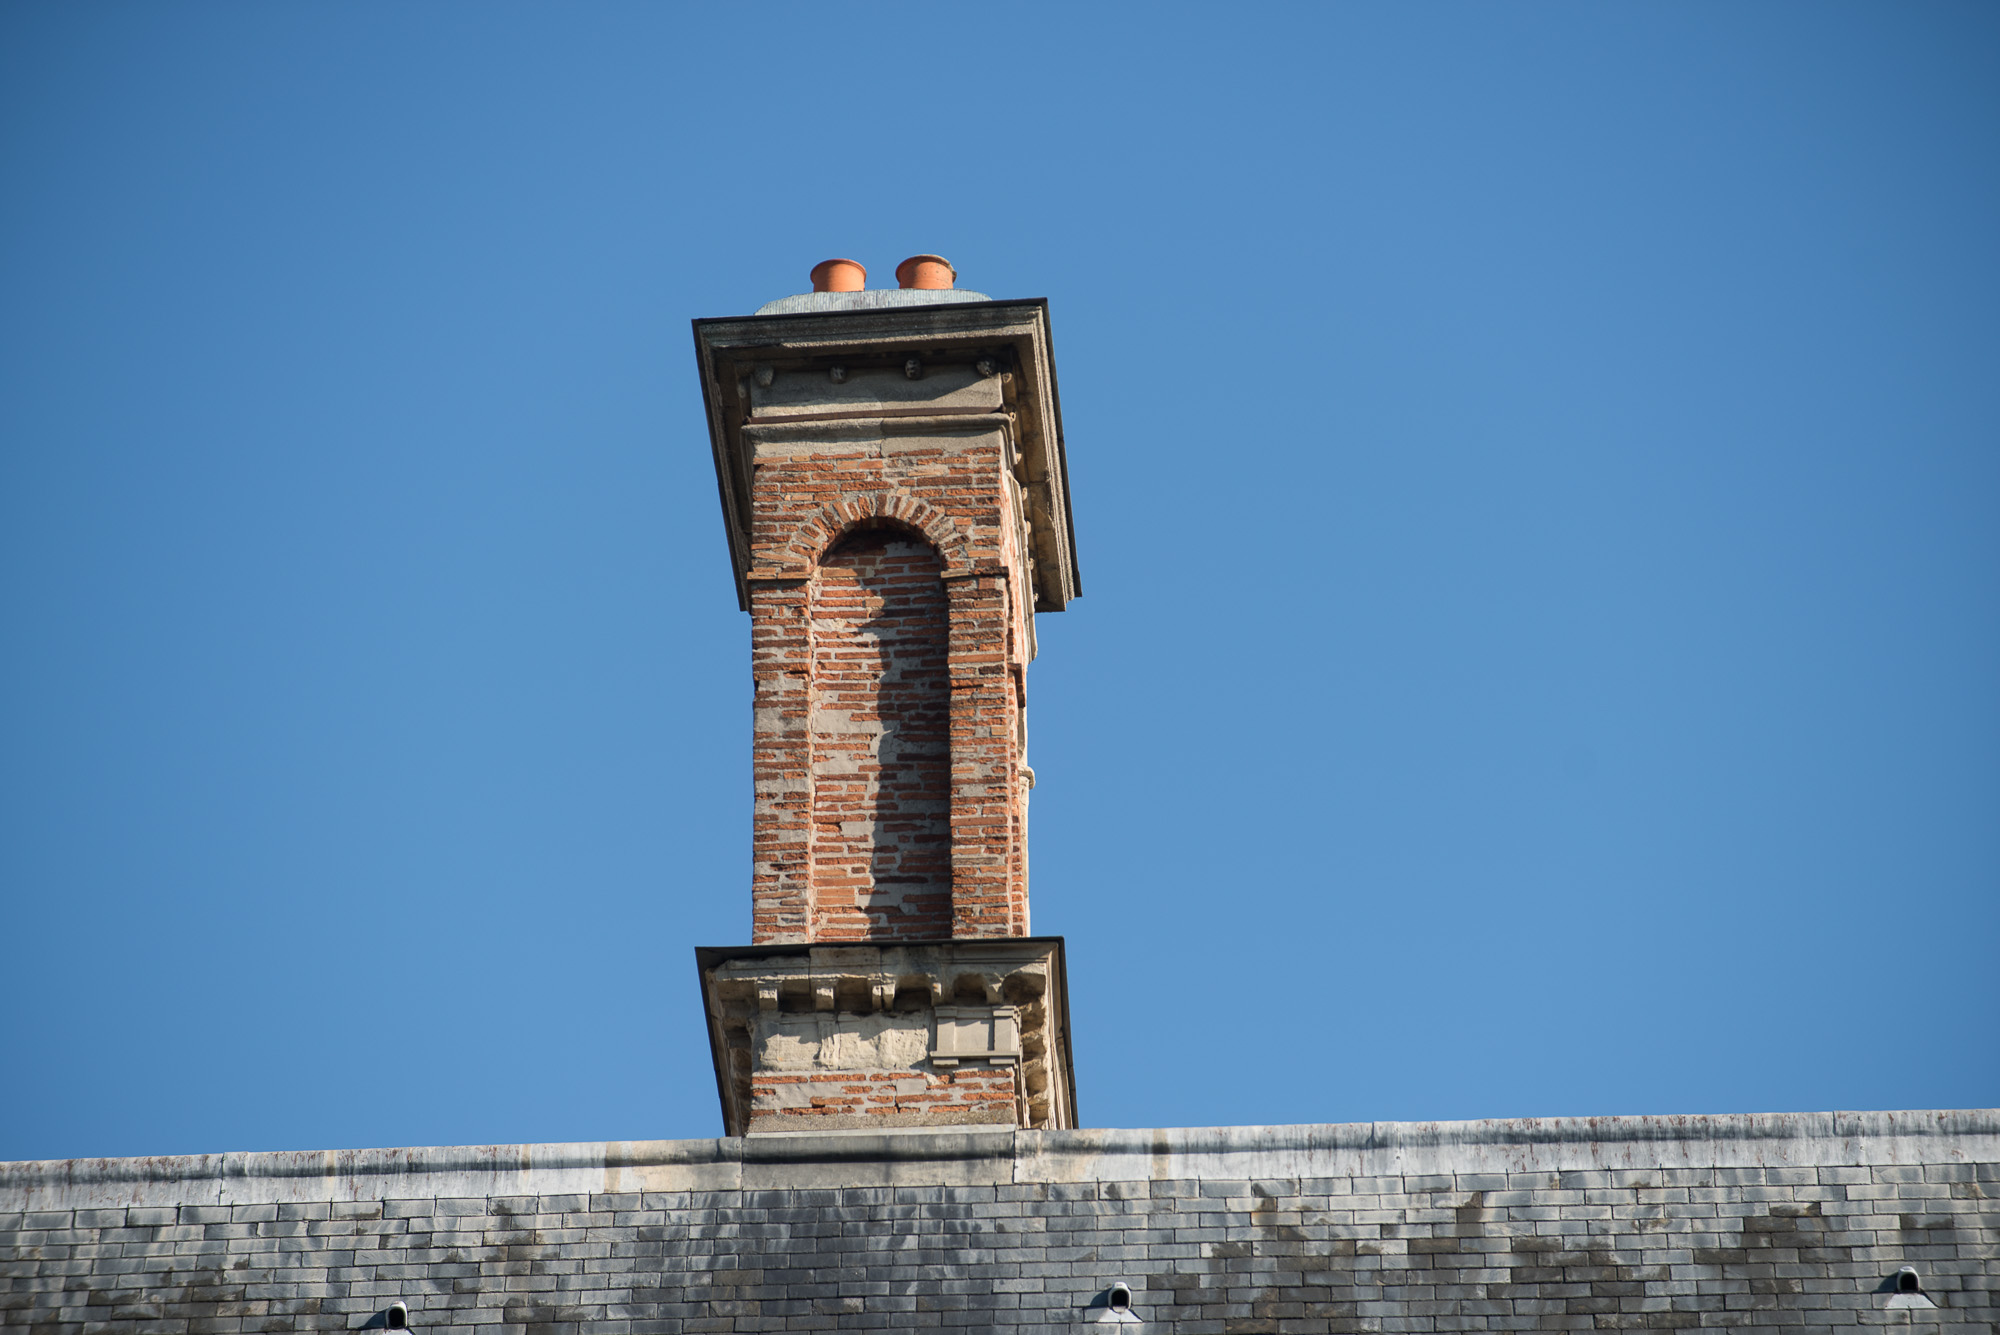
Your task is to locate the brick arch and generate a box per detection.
[779,494,970,575]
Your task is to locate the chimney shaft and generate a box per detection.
[690,275,1081,1134]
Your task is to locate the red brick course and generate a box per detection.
[749,1066,1020,1127]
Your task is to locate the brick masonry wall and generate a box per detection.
[751,1067,1018,1130]
[746,422,1032,946]
[4,1112,1994,1334]
[808,531,952,941]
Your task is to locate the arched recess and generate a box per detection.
[807,522,952,941]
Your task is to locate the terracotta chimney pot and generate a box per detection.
[895,254,956,290]
[809,258,867,294]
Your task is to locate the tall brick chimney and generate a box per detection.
[691,261,1081,1134]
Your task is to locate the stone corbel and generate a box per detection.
[949,971,1003,1004]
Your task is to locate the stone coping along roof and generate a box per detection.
[3,1109,1993,1210]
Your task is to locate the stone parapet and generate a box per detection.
[3,1112,1995,1333]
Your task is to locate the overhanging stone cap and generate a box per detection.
[691,297,1079,613]
[6,1109,1993,1209]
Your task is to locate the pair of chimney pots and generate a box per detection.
[809,255,956,294]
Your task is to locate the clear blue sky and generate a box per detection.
[3,3,1995,1162]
